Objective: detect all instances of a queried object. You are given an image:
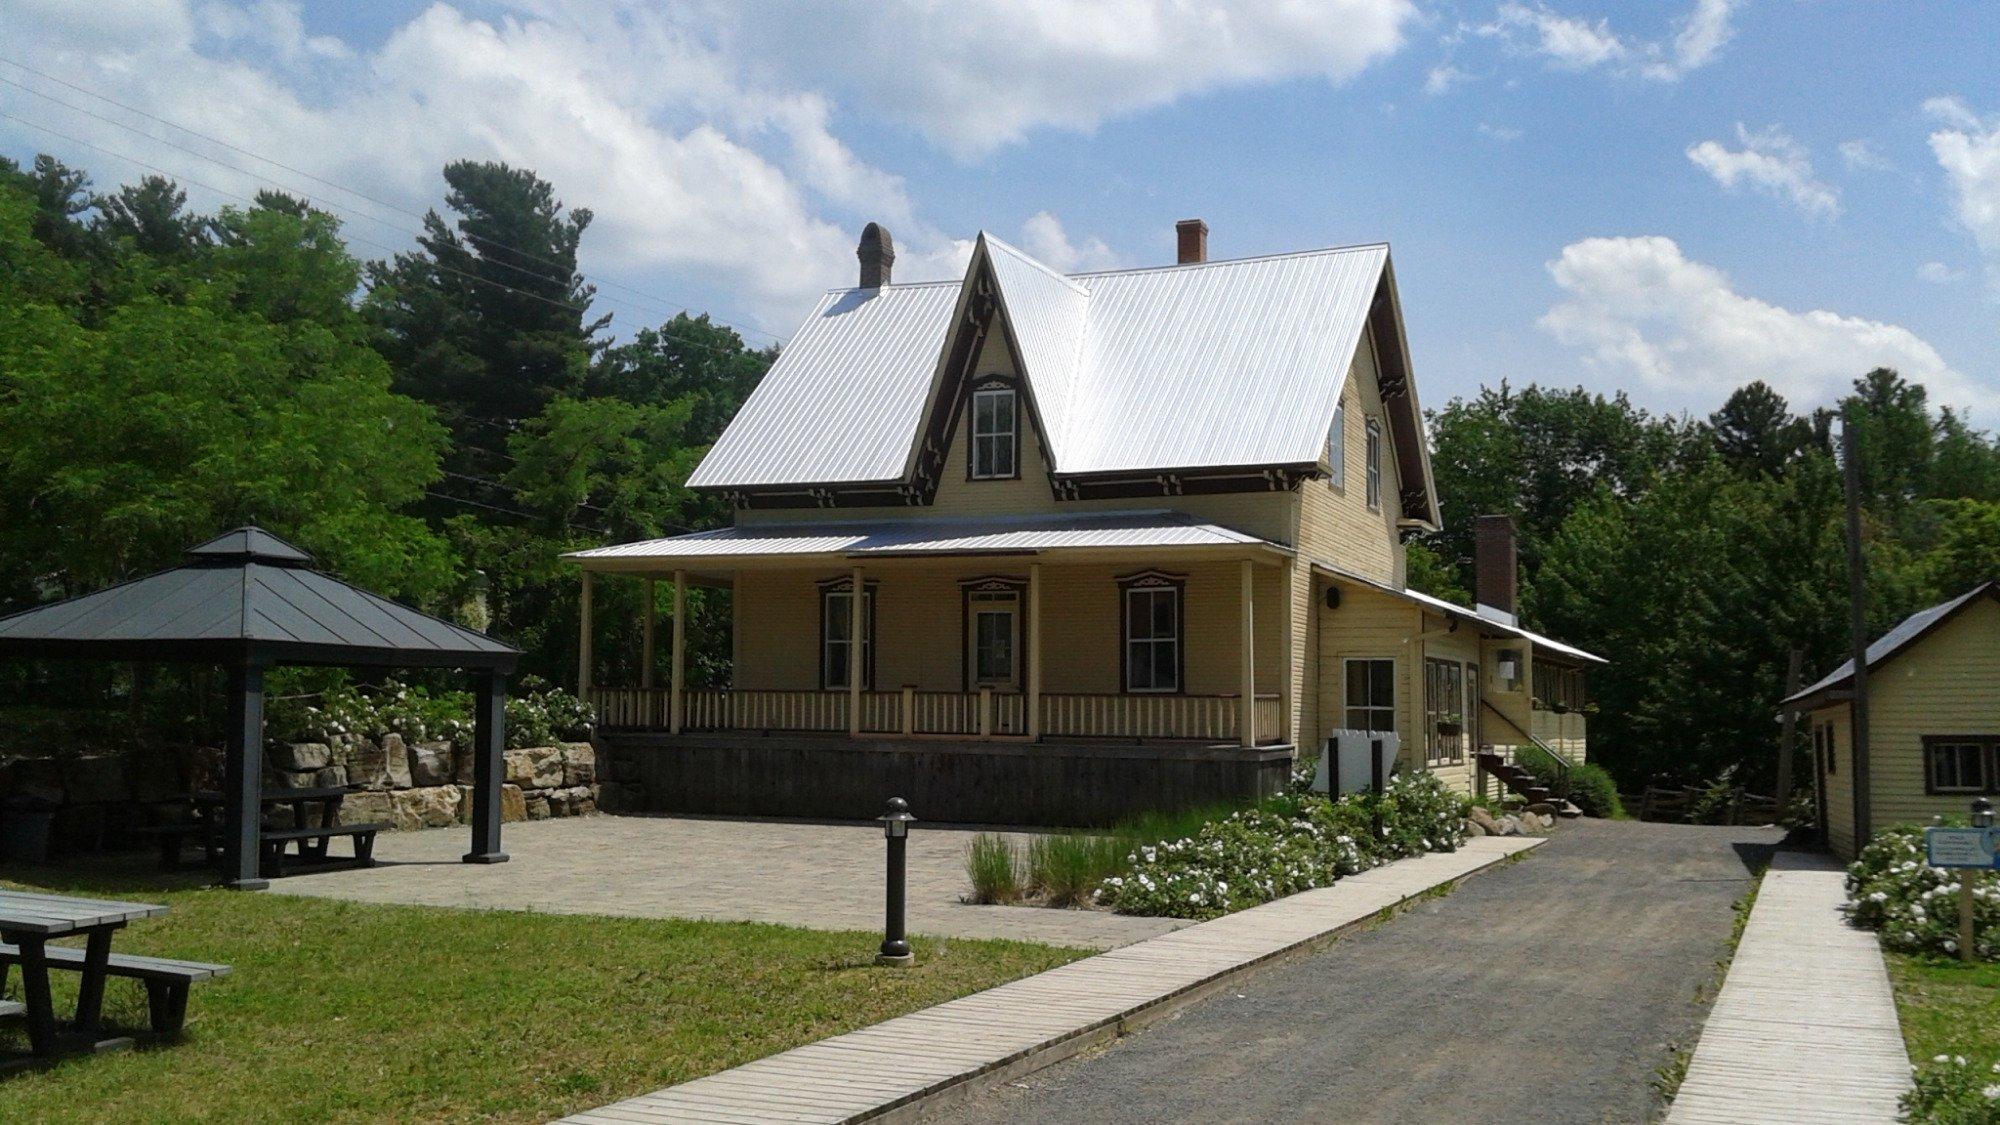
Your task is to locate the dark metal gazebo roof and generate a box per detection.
[0,527,518,670]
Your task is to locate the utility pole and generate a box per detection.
[1777,647,1801,805]
[1842,419,1872,848]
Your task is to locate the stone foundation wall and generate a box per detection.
[275,736,599,831]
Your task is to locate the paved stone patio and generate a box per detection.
[268,814,1185,949]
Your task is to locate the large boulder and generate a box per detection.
[62,756,129,804]
[407,741,454,787]
[560,742,595,787]
[270,742,331,772]
[453,744,476,786]
[313,765,349,789]
[524,794,551,820]
[1467,806,1503,837]
[500,783,526,823]
[346,738,390,789]
[378,735,414,789]
[389,786,461,831]
[338,789,393,827]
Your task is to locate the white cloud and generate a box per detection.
[1425,64,1470,95]
[1918,261,1965,284]
[1686,124,1839,219]
[1480,0,1735,82]
[0,1,1191,327]
[1925,96,2000,286]
[1540,236,1987,414]
[1479,122,1522,142]
[733,1,1418,158]
[1838,139,1891,171]
[1018,211,1125,273]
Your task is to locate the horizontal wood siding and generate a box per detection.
[1866,596,2000,841]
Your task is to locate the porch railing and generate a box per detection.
[591,686,1281,743]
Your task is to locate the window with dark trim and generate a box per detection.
[1423,657,1466,764]
[1344,658,1396,732]
[1533,665,1587,712]
[819,582,876,690]
[1924,736,1998,795]
[1119,572,1184,693]
[969,385,1018,480]
[1364,418,1383,511]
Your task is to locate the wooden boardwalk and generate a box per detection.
[563,836,1543,1124]
[1666,850,1912,1124]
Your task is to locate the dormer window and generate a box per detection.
[969,385,1018,480]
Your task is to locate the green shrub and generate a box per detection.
[1099,772,1468,920]
[1026,833,1122,907]
[1846,824,1998,961]
[965,834,1022,904]
[1902,1054,2000,1122]
[1512,746,1623,818]
[269,675,594,751]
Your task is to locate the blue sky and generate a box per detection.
[3,1,1996,422]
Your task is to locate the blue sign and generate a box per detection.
[1926,826,2000,869]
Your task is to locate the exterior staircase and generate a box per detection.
[1476,750,1583,818]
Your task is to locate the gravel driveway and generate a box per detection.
[933,818,1783,1124]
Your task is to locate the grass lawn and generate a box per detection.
[1887,951,2000,1066]
[0,866,1088,1122]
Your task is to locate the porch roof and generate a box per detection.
[1312,562,1608,666]
[566,510,1289,572]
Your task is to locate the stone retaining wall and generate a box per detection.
[277,736,599,831]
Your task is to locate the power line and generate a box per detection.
[0,109,771,371]
[0,55,788,346]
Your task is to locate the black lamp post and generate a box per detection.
[877,796,916,967]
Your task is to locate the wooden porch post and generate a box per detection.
[848,566,864,737]
[640,578,656,725]
[221,661,269,890]
[670,570,687,735]
[1240,559,1256,748]
[463,669,509,865]
[577,570,594,699]
[1027,562,1042,741]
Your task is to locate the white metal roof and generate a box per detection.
[1783,581,1997,705]
[566,510,1281,567]
[1310,562,1607,665]
[688,233,1397,489]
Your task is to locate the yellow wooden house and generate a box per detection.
[570,220,1603,824]
[1786,581,2000,857]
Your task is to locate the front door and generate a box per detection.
[966,591,1021,690]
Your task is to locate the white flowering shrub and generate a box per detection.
[276,677,594,752]
[1845,825,1999,961]
[1903,1055,2000,1123]
[1100,772,1468,920]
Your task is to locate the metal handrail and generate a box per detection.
[1480,702,1571,775]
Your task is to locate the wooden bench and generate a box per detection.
[129,823,218,870]
[259,823,390,877]
[0,944,229,1035]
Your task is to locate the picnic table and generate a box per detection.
[0,889,168,1060]
[143,787,389,877]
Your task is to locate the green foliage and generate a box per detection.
[1846,824,1998,961]
[1025,833,1124,907]
[267,676,592,751]
[965,834,1022,905]
[1100,772,1468,920]
[1902,1055,2000,1123]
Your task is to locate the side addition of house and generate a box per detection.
[570,220,1605,825]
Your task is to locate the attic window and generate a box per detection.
[1325,402,1346,490]
[1364,418,1383,511]
[970,386,1018,480]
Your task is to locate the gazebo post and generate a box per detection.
[464,669,511,864]
[222,660,270,890]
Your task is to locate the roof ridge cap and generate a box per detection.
[1067,241,1390,280]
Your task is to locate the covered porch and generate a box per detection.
[568,512,1295,752]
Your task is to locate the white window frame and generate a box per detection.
[1325,402,1346,490]
[1122,579,1182,694]
[1364,418,1383,511]
[1343,657,1397,733]
[969,386,1018,480]
[820,586,874,691]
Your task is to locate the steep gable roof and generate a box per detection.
[689,232,1437,524]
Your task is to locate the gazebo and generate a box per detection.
[0,528,521,888]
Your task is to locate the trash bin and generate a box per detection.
[0,793,61,863]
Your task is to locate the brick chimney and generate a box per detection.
[1176,218,1207,264]
[1473,514,1518,621]
[857,222,895,288]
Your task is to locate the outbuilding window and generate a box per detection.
[969,386,1018,480]
[1120,572,1184,693]
[1344,658,1396,732]
[1924,736,1997,795]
